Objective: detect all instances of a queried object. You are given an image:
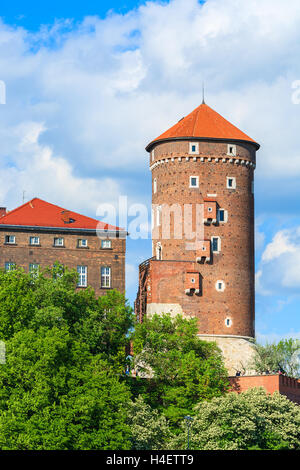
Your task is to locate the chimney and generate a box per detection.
[0,207,6,218]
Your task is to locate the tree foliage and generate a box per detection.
[131,313,229,429]
[127,395,171,450]
[0,265,134,449]
[168,388,300,450]
[250,338,300,378]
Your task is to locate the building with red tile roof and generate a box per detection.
[0,198,126,295]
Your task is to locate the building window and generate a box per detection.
[225,317,232,327]
[78,239,88,248]
[227,144,236,156]
[218,209,227,223]
[5,235,15,244]
[77,266,87,287]
[151,150,155,161]
[5,262,15,272]
[216,280,225,292]
[156,242,162,260]
[153,178,157,194]
[29,236,40,245]
[101,267,111,288]
[54,237,64,247]
[211,236,221,253]
[189,176,199,188]
[101,239,112,249]
[29,263,40,278]
[226,177,236,189]
[189,142,199,154]
[157,206,162,226]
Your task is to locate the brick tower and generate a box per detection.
[135,102,260,374]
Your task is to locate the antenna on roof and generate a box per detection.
[202,82,205,105]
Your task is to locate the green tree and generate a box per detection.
[0,326,131,450]
[168,388,300,450]
[0,265,134,449]
[131,313,228,429]
[250,338,300,378]
[127,395,171,450]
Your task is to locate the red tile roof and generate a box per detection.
[0,198,122,231]
[146,103,259,151]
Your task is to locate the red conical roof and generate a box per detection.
[146,103,259,151]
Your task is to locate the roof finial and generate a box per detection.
[202,82,205,104]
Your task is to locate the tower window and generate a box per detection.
[156,242,162,260]
[153,178,157,194]
[189,142,199,154]
[151,150,155,161]
[211,236,221,253]
[227,144,236,156]
[216,280,225,292]
[218,209,227,223]
[226,177,236,189]
[225,318,232,327]
[189,176,199,188]
[157,206,162,226]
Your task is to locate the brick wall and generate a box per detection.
[229,374,300,405]
[0,229,126,296]
[136,138,257,338]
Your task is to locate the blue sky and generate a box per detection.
[0,0,300,343]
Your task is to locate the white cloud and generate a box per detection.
[257,227,300,295]
[0,120,121,216]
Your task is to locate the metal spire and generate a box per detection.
[202,82,205,104]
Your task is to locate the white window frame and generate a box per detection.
[54,237,64,247]
[5,261,15,272]
[211,236,221,253]
[218,208,228,223]
[5,235,15,244]
[29,263,40,277]
[227,144,236,156]
[153,178,157,194]
[189,142,199,154]
[78,238,88,248]
[29,236,40,245]
[226,176,236,189]
[157,206,162,227]
[101,239,112,249]
[156,242,162,260]
[189,176,199,188]
[216,280,225,292]
[77,265,87,287]
[101,266,111,288]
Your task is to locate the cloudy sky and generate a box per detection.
[0,0,300,343]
